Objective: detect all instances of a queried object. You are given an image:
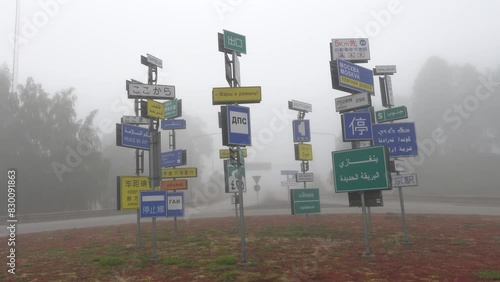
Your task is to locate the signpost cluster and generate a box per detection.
[116,53,193,262]
[329,38,419,255]
[213,30,260,265]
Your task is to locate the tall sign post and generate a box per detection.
[214,30,260,265]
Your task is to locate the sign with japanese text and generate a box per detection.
[391,173,418,187]
[331,38,370,62]
[167,192,184,217]
[337,59,374,95]
[117,176,150,210]
[292,120,311,142]
[161,167,198,178]
[294,143,313,161]
[372,122,418,157]
[127,83,175,100]
[332,146,390,193]
[342,112,373,141]
[223,30,246,54]
[161,179,188,191]
[140,190,167,218]
[212,86,262,105]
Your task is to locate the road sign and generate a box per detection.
[296,173,314,182]
[391,173,418,187]
[380,76,394,108]
[117,123,150,150]
[161,149,187,168]
[253,185,261,192]
[167,192,184,217]
[117,176,150,210]
[252,175,261,184]
[128,83,175,100]
[222,105,252,146]
[224,160,247,193]
[342,112,373,141]
[330,38,370,63]
[219,148,247,159]
[146,53,163,68]
[164,98,182,119]
[145,99,165,119]
[281,170,298,176]
[281,181,300,187]
[337,59,374,95]
[212,86,262,105]
[390,159,406,172]
[335,92,372,113]
[290,188,321,215]
[375,106,408,123]
[292,120,311,142]
[332,146,390,193]
[161,179,188,190]
[374,65,397,76]
[234,53,241,87]
[121,115,149,125]
[161,167,197,178]
[140,190,167,218]
[294,143,313,161]
[161,119,186,130]
[223,30,246,54]
[224,53,232,86]
[288,100,312,112]
[348,190,384,207]
[372,122,418,157]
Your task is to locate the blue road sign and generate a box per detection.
[161,119,186,130]
[167,192,184,217]
[140,190,167,218]
[161,150,187,168]
[337,59,374,95]
[121,123,150,150]
[342,112,373,141]
[225,105,251,146]
[372,122,418,157]
[292,120,311,142]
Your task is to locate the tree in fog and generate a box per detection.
[0,66,109,214]
[411,57,500,196]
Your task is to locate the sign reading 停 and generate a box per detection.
[342,112,373,141]
[337,59,374,95]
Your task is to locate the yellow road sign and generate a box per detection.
[117,176,150,210]
[295,143,313,161]
[212,86,262,105]
[147,99,165,119]
[162,167,198,178]
[219,148,247,159]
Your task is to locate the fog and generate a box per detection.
[1,0,499,214]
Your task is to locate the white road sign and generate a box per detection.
[147,53,163,68]
[296,173,314,182]
[288,100,312,112]
[331,38,370,62]
[391,173,418,187]
[335,92,372,113]
[128,83,175,100]
[374,65,397,75]
[121,115,149,125]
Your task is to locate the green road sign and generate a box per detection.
[332,146,390,193]
[375,105,408,123]
[223,30,246,54]
[164,98,182,119]
[290,188,321,215]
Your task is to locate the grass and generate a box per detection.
[213,255,238,265]
[92,256,126,267]
[475,270,500,280]
[217,270,239,281]
[449,240,473,246]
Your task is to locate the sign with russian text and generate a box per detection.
[331,38,370,62]
[167,192,184,217]
[222,105,251,146]
[117,123,150,150]
[332,146,390,193]
[335,92,372,113]
[128,83,175,99]
[372,122,418,157]
[117,176,150,210]
[337,59,374,95]
[342,112,373,141]
[140,190,167,218]
[212,86,261,105]
[161,179,188,190]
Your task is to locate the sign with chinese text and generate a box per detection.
[391,173,418,187]
[223,30,246,54]
[331,38,370,62]
[161,167,198,178]
[128,83,175,99]
[140,190,167,218]
[372,122,418,157]
[342,112,373,141]
[117,176,150,210]
[332,146,390,193]
[337,59,374,95]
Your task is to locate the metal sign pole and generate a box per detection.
[170,129,178,241]
[134,98,142,250]
[360,192,372,256]
[237,146,247,264]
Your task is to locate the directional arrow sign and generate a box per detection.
[128,83,175,100]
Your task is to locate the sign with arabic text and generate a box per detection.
[372,122,418,157]
[146,99,165,119]
[375,106,408,123]
[290,188,321,215]
[331,146,390,193]
[117,123,150,150]
[161,119,186,130]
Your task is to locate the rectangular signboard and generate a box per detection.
[118,123,150,150]
[146,99,165,119]
[164,98,182,119]
[331,38,370,62]
[222,105,252,146]
[117,176,150,210]
[146,53,163,68]
[292,120,311,142]
[342,112,373,141]
[348,190,384,207]
[140,190,167,218]
[335,92,372,113]
[296,173,314,182]
[290,188,320,215]
[128,83,175,100]
[224,160,247,193]
[390,159,406,172]
[375,106,408,123]
[374,65,397,75]
[161,167,198,178]
[223,30,246,54]
[332,146,390,193]
[121,115,149,125]
[281,181,300,187]
[167,192,184,217]
[294,143,313,161]
[161,149,187,168]
[337,59,374,95]
[161,179,188,190]
[391,173,418,187]
[288,100,312,112]
[212,86,262,105]
[161,119,186,130]
[380,76,394,108]
[219,148,247,159]
[372,122,418,157]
